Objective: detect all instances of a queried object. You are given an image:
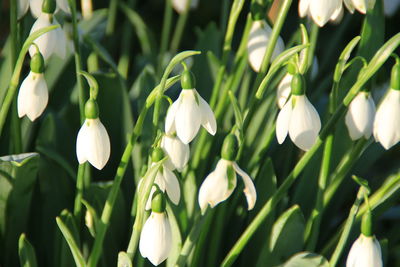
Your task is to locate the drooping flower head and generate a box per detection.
[344,0,376,14]
[76,72,111,170]
[198,134,257,212]
[276,73,321,151]
[139,190,173,266]
[29,0,71,18]
[165,66,216,144]
[299,0,342,27]
[161,133,190,171]
[17,50,49,121]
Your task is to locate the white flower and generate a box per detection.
[247,20,285,72]
[276,95,321,151]
[29,13,67,61]
[344,0,376,14]
[346,234,382,267]
[142,164,181,210]
[165,89,216,144]
[76,118,111,170]
[139,212,172,266]
[30,0,70,18]
[373,89,400,149]
[171,0,199,14]
[198,159,257,212]
[345,92,376,140]
[277,74,292,109]
[17,72,48,121]
[161,134,190,171]
[299,0,342,27]
[18,0,30,19]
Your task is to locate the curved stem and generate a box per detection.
[170,0,192,55]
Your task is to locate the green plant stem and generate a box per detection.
[106,0,119,35]
[329,187,365,267]
[170,0,192,55]
[160,0,173,57]
[307,23,319,77]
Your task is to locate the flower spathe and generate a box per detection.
[76,118,111,170]
[17,72,48,121]
[373,89,400,149]
[161,134,190,171]
[276,95,321,151]
[139,212,172,266]
[299,0,342,27]
[198,159,257,212]
[171,0,199,14]
[165,89,216,144]
[346,234,383,267]
[29,13,67,61]
[247,20,285,72]
[345,92,376,140]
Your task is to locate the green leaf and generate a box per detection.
[18,233,38,267]
[117,252,132,267]
[228,91,244,131]
[269,205,306,265]
[282,252,329,267]
[333,36,361,83]
[56,215,86,267]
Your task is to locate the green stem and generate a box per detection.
[73,164,86,219]
[329,187,365,267]
[106,0,119,35]
[306,23,319,77]
[170,0,191,55]
[160,0,173,57]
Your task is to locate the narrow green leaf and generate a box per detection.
[18,234,38,267]
[333,36,361,83]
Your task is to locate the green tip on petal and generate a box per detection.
[151,189,166,213]
[390,61,400,90]
[30,52,45,73]
[84,99,99,119]
[221,134,239,161]
[287,62,297,75]
[291,73,306,96]
[151,147,164,162]
[42,0,56,14]
[361,210,373,237]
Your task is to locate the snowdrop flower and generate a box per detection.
[276,74,321,151]
[344,0,376,14]
[139,190,172,266]
[161,133,190,171]
[28,1,67,61]
[247,20,285,72]
[18,52,48,121]
[141,148,181,210]
[30,0,70,18]
[171,0,199,14]
[198,135,257,212]
[299,0,342,27]
[165,67,216,144]
[76,74,111,170]
[345,91,376,140]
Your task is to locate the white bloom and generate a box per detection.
[384,0,400,16]
[277,74,292,109]
[17,72,48,121]
[161,134,190,171]
[276,95,321,151]
[29,13,67,61]
[171,0,199,14]
[18,0,29,19]
[198,159,257,212]
[165,89,216,144]
[344,0,376,14]
[139,212,172,266]
[345,92,376,140]
[30,0,70,18]
[142,164,181,210]
[373,89,400,149]
[346,234,382,267]
[247,20,285,72]
[299,0,342,27]
[76,118,111,170]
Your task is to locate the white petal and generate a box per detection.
[345,92,376,140]
[276,97,292,144]
[346,235,382,267]
[174,90,202,144]
[344,0,356,13]
[351,0,367,14]
[29,13,58,61]
[330,2,344,22]
[165,98,180,134]
[289,95,321,151]
[53,18,67,59]
[277,74,292,109]
[30,0,43,18]
[298,0,310,17]
[310,0,339,27]
[247,20,285,72]
[76,118,111,170]
[373,89,400,149]
[198,91,217,135]
[76,120,90,164]
[171,0,197,14]
[232,162,257,210]
[161,135,190,171]
[139,212,172,266]
[162,167,181,205]
[18,0,30,19]
[56,0,71,14]
[198,159,236,211]
[17,72,48,121]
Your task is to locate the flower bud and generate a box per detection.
[84,99,99,119]
[291,73,305,96]
[390,61,400,91]
[181,69,196,89]
[42,0,56,14]
[221,134,239,161]
[152,147,165,162]
[151,190,166,213]
[30,52,45,74]
[361,210,373,237]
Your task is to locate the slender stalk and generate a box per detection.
[170,0,192,55]
[306,23,319,77]
[329,187,365,267]
[160,0,173,57]
[106,0,119,35]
